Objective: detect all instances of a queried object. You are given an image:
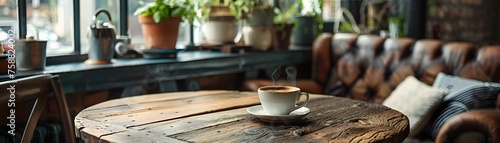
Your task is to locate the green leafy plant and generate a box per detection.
[196,0,256,21]
[134,0,197,25]
[273,2,298,24]
[388,14,406,37]
[388,15,405,25]
[228,0,256,20]
[274,2,298,39]
[196,0,221,21]
[297,0,323,35]
[428,0,442,13]
[339,21,354,33]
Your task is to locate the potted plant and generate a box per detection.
[273,2,298,50]
[388,15,405,38]
[231,0,275,51]
[198,0,276,51]
[134,0,196,49]
[291,0,323,47]
[198,0,238,44]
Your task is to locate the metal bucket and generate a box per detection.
[14,39,47,71]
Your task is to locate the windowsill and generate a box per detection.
[0,49,312,94]
[12,51,238,77]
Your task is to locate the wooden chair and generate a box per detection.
[0,74,76,143]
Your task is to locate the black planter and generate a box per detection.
[291,16,316,46]
[406,0,427,39]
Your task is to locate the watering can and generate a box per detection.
[87,9,116,64]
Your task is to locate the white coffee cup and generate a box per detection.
[257,86,310,115]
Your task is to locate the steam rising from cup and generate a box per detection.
[271,66,297,86]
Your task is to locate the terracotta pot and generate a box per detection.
[138,16,181,49]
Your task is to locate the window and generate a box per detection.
[322,0,349,22]
[2,0,334,62]
[0,0,16,45]
[322,0,340,22]
[0,0,192,60]
[80,0,119,54]
[27,0,74,56]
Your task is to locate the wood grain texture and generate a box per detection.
[76,91,409,143]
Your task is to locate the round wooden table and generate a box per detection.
[75,91,409,143]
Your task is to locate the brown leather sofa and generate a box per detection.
[243,33,500,142]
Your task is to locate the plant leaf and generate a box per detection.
[172,7,186,17]
[134,0,197,25]
[153,11,164,23]
[164,6,170,18]
[134,6,147,16]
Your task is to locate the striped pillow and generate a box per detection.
[424,73,500,139]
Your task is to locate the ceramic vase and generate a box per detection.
[202,20,237,44]
[202,6,237,44]
[242,6,274,51]
[242,26,272,51]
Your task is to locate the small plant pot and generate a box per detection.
[138,16,181,49]
[274,23,294,50]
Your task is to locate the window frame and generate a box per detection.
[15,0,94,64]
[15,0,194,65]
[16,0,336,65]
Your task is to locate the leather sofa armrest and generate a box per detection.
[435,109,500,143]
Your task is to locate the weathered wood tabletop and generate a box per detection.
[75,91,409,143]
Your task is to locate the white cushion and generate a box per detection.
[383,76,447,137]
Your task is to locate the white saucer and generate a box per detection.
[247,105,310,123]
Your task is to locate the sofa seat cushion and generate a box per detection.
[383,76,447,137]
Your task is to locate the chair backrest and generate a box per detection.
[0,74,75,143]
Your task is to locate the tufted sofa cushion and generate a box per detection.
[325,35,500,105]
[321,34,500,141]
[242,33,500,141]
